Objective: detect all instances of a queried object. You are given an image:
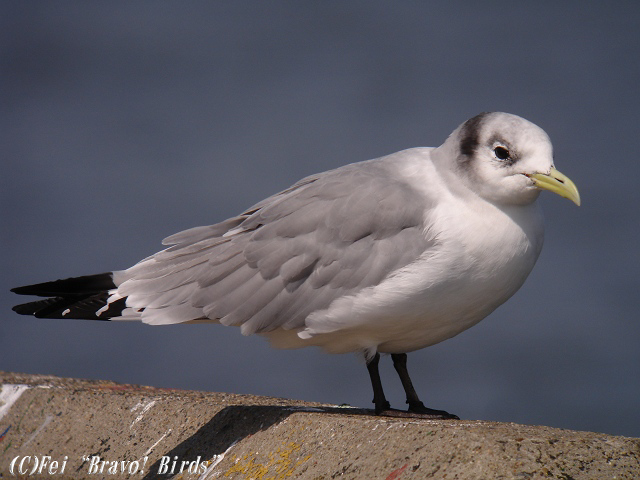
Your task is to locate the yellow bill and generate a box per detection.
[528,167,581,206]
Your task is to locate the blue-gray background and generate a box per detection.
[2,3,639,438]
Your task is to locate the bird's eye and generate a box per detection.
[493,146,510,160]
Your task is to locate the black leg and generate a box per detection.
[391,353,423,409]
[366,353,391,414]
[390,353,459,420]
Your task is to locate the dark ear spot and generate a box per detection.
[459,112,490,158]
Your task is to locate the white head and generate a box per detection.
[437,112,580,206]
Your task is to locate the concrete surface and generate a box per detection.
[0,372,638,479]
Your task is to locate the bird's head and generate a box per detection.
[440,112,580,207]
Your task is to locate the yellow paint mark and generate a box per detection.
[224,441,311,479]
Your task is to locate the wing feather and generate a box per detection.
[194,263,256,312]
[117,155,435,334]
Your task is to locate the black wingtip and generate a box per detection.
[11,272,123,320]
[11,285,38,295]
[11,303,29,314]
[11,297,65,317]
[11,272,116,297]
[11,293,124,320]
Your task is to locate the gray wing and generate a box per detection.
[117,157,434,332]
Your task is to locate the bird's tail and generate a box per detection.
[11,272,127,320]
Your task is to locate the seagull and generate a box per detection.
[11,112,580,419]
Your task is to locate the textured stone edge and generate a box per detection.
[1,371,638,479]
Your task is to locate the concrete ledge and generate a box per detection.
[1,372,638,479]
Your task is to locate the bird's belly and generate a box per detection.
[375,267,528,353]
[362,264,528,353]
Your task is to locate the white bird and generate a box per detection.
[12,112,580,419]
